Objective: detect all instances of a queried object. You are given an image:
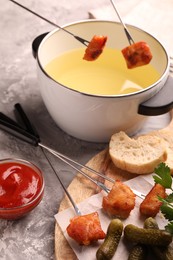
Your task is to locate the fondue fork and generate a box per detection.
[0,110,112,194]
[9,0,90,46]
[41,147,82,216]
[0,103,145,200]
[0,105,81,216]
[10,104,114,194]
[170,56,173,75]
[110,0,134,45]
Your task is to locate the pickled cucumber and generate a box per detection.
[151,243,173,260]
[143,217,159,230]
[124,224,172,246]
[144,217,173,260]
[96,219,123,260]
[128,244,147,260]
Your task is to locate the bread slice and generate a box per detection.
[109,131,167,174]
[147,129,173,175]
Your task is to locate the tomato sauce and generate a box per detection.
[0,162,42,208]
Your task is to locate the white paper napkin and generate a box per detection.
[55,175,168,260]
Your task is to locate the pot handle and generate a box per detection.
[138,75,173,116]
[32,32,49,59]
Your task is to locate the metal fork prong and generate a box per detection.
[169,56,173,75]
[41,143,110,193]
[10,0,89,46]
[39,143,146,199]
[39,143,115,183]
[170,60,173,67]
[110,0,135,45]
[41,147,82,216]
[49,146,146,199]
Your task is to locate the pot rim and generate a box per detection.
[37,19,170,99]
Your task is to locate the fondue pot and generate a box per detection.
[32,20,173,142]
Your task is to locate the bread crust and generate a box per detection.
[109,131,167,174]
[147,129,173,175]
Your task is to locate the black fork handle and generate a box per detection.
[0,119,39,146]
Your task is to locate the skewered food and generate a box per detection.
[66,211,105,245]
[140,183,166,217]
[83,35,107,61]
[121,41,152,69]
[102,180,136,219]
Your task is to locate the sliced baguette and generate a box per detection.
[146,129,173,174]
[109,131,167,174]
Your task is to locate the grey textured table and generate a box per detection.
[0,0,172,259]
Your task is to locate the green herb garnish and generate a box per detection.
[153,162,173,235]
[159,197,173,221]
[153,163,172,189]
[165,221,173,234]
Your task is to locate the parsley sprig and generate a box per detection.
[153,163,173,235]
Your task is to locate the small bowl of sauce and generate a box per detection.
[0,158,44,220]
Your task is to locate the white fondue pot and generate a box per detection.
[33,20,173,142]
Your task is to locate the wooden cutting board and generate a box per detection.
[55,110,173,260]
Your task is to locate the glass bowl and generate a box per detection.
[0,158,44,220]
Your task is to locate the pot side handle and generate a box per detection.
[32,32,49,59]
[138,76,173,116]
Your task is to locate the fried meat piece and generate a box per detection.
[66,211,105,245]
[83,35,107,61]
[102,180,136,219]
[121,41,152,69]
[140,183,166,217]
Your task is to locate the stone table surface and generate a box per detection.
[0,0,172,259]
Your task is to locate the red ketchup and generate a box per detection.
[0,160,44,218]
